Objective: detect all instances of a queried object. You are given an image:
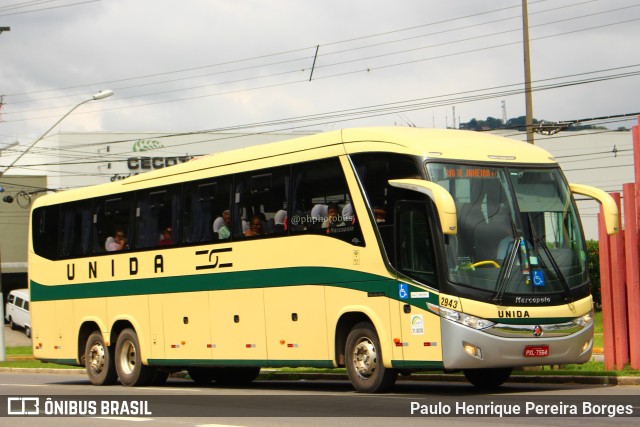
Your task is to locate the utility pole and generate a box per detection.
[0,27,9,361]
[522,0,534,144]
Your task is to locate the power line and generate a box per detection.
[0,0,99,17]
[4,0,634,113]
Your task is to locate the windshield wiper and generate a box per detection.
[533,236,573,303]
[493,237,521,305]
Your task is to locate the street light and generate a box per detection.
[0,89,114,176]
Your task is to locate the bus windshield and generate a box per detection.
[426,163,588,300]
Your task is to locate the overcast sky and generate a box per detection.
[1,0,639,148]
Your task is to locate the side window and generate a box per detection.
[182,176,232,244]
[351,153,422,258]
[136,186,181,249]
[351,153,422,225]
[396,201,438,287]
[93,194,134,253]
[234,167,289,239]
[60,200,92,258]
[291,157,364,246]
[14,297,24,309]
[7,294,14,305]
[23,301,29,311]
[32,205,60,260]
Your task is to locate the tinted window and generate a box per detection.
[60,200,92,258]
[136,186,181,249]
[32,205,59,260]
[234,167,289,239]
[93,194,134,253]
[291,157,363,246]
[182,177,232,244]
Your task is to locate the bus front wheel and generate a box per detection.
[463,368,512,389]
[85,331,117,386]
[115,328,153,386]
[345,322,397,393]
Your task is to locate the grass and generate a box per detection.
[1,346,82,369]
[593,310,603,349]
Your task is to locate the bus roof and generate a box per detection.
[32,127,557,207]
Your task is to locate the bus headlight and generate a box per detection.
[574,310,594,328]
[438,306,495,330]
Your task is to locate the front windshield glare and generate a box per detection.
[426,164,588,297]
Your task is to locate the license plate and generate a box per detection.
[524,345,549,357]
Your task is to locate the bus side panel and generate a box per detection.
[325,286,393,368]
[148,294,165,360]
[106,295,151,363]
[161,291,212,360]
[209,288,267,362]
[31,300,58,360]
[53,300,75,361]
[74,297,108,338]
[264,285,329,364]
[396,304,443,366]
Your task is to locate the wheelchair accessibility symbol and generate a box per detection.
[532,270,545,287]
[398,283,409,300]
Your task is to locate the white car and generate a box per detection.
[5,288,31,338]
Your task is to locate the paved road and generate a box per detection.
[0,372,638,426]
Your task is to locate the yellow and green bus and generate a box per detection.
[29,127,617,392]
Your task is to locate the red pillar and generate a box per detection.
[623,184,640,369]
[598,208,615,369]
[608,193,629,369]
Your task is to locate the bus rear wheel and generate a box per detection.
[85,331,117,386]
[463,368,512,389]
[115,328,153,386]
[345,322,397,393]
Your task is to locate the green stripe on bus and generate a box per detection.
[391,360,444,369]
[30,267,391,301]
[36,358,79,366]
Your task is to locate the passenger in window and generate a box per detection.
[322,203,345,228]
[311,204,328,228]
[159,227,173,246]
[217,210,231,240]
[342,203,356,225]
[244,215,264,237]
[274,209,287,233]
[105,229,128,251]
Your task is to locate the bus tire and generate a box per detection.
[9,318,17,330]
[345,322,397,393]
[212,367,261,386]
[463,368,512,389]
[85,331,117,386]
[187,367,216,385]
[115,328,153,386]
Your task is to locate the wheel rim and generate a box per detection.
[89,342,106,375]
[118,339,137,376]
[352,336,378,379]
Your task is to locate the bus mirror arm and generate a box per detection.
[569,183,619,235]
[388,179,457,235]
